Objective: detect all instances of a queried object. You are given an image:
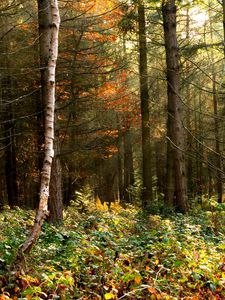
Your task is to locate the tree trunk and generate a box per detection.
[0,15,18,207]
[195,93,204,203]
[222,0,225,59]
[123,130,134,203]
[138,2,152,209]
[35,0,51,205]
[184,6,193,197]
[162,0,188,213]
[13,0,60,274]
[49,134,63,224]
[38,0,63,222]
[3,95,18,208]
[155,140,165,195]
[212,75,223,203]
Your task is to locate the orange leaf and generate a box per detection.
[134,276,141,284]
[148,287,157,294]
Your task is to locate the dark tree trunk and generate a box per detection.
[123,130,134,203]
[4,119,18,207]
[155,140,165,195]
[212,76,223,203]
[36,0,51,205]
[162,0,188,213]
[223,0,225,59]
[138,2,152,209]
[117,148,123,203]
[49,135,63,224]
[2,76,18,208]
[184,7,194,197]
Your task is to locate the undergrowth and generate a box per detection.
[0,205,224,299]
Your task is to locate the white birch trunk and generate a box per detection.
[13,0,60,273]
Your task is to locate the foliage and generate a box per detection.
[0,205,224,299]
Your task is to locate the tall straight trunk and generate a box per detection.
[35,0,51,205]
[155,140,165,195]
[184,6,193,196]
[162,0,188,213]
[195,93,203,202]
[13,0,60,274]
[123,130,134,203]
[138,2,152,209]
[223,0,225,59]
[38,0,63,221]
[207,2,223,202]
[116,122,123,203]
[0,16,18,207]
[212,76,223,203]
[4,112,18,207]
[49,133,63,223]
[117,143,123,203]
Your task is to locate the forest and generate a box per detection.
[0,0,225,299]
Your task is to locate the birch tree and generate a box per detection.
[13,0,60,273]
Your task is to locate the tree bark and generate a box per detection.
[13,0,60,274]
[123,130,134,203]
[49,133,63,224]
[222,0,225,59]
[3,93,18,207]
[0,15,18,207]
[212,75,223,203]
[35,0,52,205]
[162,0,188,213]
[138,2,152,209]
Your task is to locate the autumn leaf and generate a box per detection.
[104,292,115,299]
[148,287,157,294]
[134,276,141,284]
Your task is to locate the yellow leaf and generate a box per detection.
[104,292,115,299]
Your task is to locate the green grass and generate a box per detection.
[0,205,224,299]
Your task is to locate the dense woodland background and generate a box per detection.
[1,0,225,219]
[1,0,225,221]
[0,1,225,299]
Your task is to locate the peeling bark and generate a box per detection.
[12,0,60,274]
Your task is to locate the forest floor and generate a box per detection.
[0,202,225,300]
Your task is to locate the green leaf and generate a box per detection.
[174,260,183,267]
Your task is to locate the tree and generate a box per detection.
[0,5,19,207]
[138,1,153,209]
[162,0,188,213]
[37,0,63,223]
[13,0,60,273]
